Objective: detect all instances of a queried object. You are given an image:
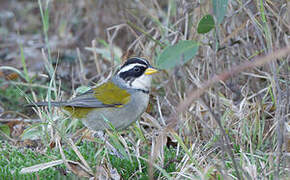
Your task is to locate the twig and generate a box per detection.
[166,46,290,129]
[3,81,57,91]
[92,39,101,75]
[0,118,42,123]
[127,21,166,48]
[68,138,93,174]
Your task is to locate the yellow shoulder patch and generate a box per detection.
[93,81,131,106]
[63,107,94,119]
[62,81,130,119]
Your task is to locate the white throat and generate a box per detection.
[112,73,152,92]
[130,74,152,91]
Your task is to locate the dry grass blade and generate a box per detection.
[68,138,93,174]
[56,135,94,178]
[92,39,101,75]
[166,46,290,129]
[20,160,64,174]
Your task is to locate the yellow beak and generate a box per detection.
[144,67,159,75]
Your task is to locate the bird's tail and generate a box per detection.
[26,101,67,107]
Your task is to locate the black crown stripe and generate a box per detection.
[121,58,149,68]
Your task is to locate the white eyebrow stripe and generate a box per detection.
[118,63,147,73]
[137,57,149,64]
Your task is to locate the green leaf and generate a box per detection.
[197,14,215,34]
[0,124,10,136]
[212,0,228,24]
[156,40,199,69]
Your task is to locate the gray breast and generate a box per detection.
[82,91,149,131]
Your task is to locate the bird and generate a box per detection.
[28,57,158,131]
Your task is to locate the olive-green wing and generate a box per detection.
[64,81,130,108]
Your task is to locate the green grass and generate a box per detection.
[0,141,182,179]
[0,80,54,112]
[0,84,26,111]
[0,142,75,179]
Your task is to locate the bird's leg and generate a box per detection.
[93,130,124,159]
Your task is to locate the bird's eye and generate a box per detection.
[133,67,140,72]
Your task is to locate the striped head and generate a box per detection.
[115,57,158,92]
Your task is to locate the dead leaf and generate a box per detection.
[68,161,93,178]
[5,72,19,80]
